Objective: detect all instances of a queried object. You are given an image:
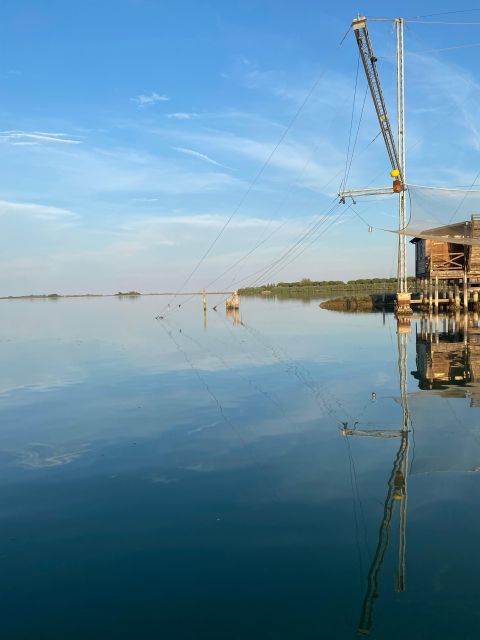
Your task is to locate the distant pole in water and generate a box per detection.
[203,288,207,330]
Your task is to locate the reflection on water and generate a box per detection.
[413,313,480,404]
[2,298,480,638]
[344,318,410,635]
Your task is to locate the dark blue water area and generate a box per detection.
[1,297,480,638]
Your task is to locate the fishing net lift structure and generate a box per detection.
[339,14,480,313]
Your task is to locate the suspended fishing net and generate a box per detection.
[400,184,480,246]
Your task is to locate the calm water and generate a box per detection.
[1,296,480,639]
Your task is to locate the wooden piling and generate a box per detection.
[448,286,454,308]
[455,284,460,309]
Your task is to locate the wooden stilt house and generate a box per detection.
[411,214,480,308]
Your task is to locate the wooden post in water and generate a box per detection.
[455,284,460,309]
[463,273,468,309]
[448,313,453,335]
[473,290,479,311]
[448,286,454,309]
[434,276,439,312]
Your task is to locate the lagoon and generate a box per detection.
[1,295,479,638]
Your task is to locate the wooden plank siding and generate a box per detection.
[412,215,480,281]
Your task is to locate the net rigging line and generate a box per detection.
[210,129,381,302]
[162,196,342,318]
[161,192,338,320]
[171,318,299,430]
[344,85,369,189]
[413,9,480,18]
[160,124,384,320]
[158,58,338,318]
[248,174,398,293]
[339,52,361,195]
[205,127,346,292]
[408,41,480,54]
[447,168,480,223]
[239,319,356,424]
[247,206,350,288]
[220,199,342,294]
[162,20,405,317]
[406,20,480,25]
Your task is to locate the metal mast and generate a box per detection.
[396,17,407,295]
[339,16,411,313]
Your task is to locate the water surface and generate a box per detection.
[1,296,479,639]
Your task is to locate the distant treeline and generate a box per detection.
[239,277,417,295]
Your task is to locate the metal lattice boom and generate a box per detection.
[352,16,401,179]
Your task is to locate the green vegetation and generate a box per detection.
[239,277,418,295]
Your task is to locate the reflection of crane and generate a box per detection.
[343,320,410,635]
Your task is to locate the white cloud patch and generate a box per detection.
[0,199,78,222]
[132,92,169,108]
[172,146,231,170]
[0,131,81,145]
[167,112,197,120]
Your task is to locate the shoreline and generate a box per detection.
[0,291,233,300]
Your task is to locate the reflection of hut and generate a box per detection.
[412,314,480,406]
[226,290,239,310]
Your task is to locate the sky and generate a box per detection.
[2,0,480,295]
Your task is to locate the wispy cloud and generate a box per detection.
[0,199,78,221]
[166,112,197,120]
[0,130,81,145]
[172,146,231,170]
[122,214,269,231]
[178,130,342,192]
[132,92,169,108]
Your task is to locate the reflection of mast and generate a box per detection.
[396,322,409,593]
[356,320,410,635]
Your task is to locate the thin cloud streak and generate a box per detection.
[0,131,81,145]
[132,92,170,108]
[0,199,78,221]
[172,146,232,170]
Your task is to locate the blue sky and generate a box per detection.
[1,0,480,294]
